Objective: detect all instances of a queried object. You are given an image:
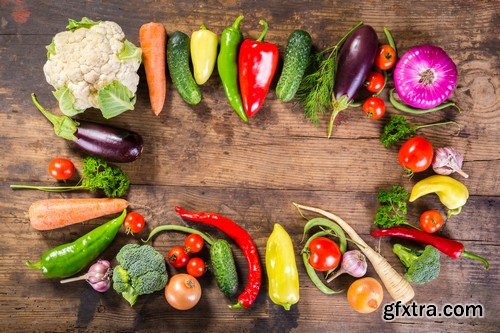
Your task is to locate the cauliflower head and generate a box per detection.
[43,17,142,119]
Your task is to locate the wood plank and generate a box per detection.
[0,185,498,331]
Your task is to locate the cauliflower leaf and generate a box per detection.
[118,40,142,63]
[98,81,136,119]
[46,38,56,59]
[66,17,100,31]
[53,86,85,117]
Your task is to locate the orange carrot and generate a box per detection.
[139,22,167,115]
[29,198,129,230]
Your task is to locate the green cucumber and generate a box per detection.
[210,239,238,297]
[167,31,201,105]
[276,30,312,102]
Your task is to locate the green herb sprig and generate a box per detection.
[296,21,363,125]
[10,156,130,198]
[374,184,415,229]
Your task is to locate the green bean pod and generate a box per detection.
[302,217,347,253]
[390,89,460,114]
[301,231,343,294]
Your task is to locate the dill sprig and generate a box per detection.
[296,21,363,125]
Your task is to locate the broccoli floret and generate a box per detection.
[112,244,168,306]
[393,244,440,285]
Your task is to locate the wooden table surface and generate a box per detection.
[1,1,499,332]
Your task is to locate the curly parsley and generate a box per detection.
[374,184,414,229]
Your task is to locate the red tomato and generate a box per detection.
[375,45,397,70]
[123,212,145,234]
[308,237,341,271]
[48,157,75,180]
[362,96,386,120]
[184,234,204,254]
[186,257,206,277]
[168,246,189,268]
[364,71,385,93]
[398,136,434,173]
[420,210,444,233]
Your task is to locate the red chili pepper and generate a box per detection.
[238,19,279,118]
[174,206,261,308]
[371,227,489,269]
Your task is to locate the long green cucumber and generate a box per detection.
[167,31,202,105]
[276,30,312,102]
[210,239,238,298]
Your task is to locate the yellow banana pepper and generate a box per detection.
[266,223,299,310]
[190,24,218,85]
[409,175,469,217]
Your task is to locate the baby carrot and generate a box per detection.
[139,22,167,115]
[29,198,129,230]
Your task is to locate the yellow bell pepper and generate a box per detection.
[409,175,469,217]
[265,223,299,310]
[190,24,218,85]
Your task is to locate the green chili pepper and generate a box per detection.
[217,15,247,122]
[26,210,126,278]
[389,89,461,114]
[302,218,347,253]
[301,231,343,294]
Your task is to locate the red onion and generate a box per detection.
[432,146,469,178]
[394,45,457,109]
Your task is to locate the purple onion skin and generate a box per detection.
[334,25,379,101]
[74,121,144,163]
[394,45,457,109]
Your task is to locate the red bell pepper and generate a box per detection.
[238,19,279,118]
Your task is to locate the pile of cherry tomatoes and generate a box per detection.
[361,44,397,120]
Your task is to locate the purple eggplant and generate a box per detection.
[328,24,378,137]
[32,94,143,163]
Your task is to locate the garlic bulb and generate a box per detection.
[326,250,367,282]
[432,146,469,178]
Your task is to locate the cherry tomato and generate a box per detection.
[398,136,434,173]
[48,157,75,180]
[308,237,341,271]
[347,277,384,313]
[186,257,206,278]
[123,212,145,234]
[362,96,386,120]
[364,71,385,93]
[420,210,445,233]
[184,234,204,254]
[168,246,189,268]
[165,274,202,310]
[375,45,397,70]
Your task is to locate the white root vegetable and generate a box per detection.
[293,203,415,303]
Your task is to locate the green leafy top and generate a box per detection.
[117,40,142,63]
[374,184,413,229]
[98,81,136,119]
[81,156,130,198]
[46,38,56,59]
[53,86,85,117]
[380,115,417,148]
[66,17,101,31]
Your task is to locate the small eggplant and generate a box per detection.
[32,94,143,163]
[328,25,378,137]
